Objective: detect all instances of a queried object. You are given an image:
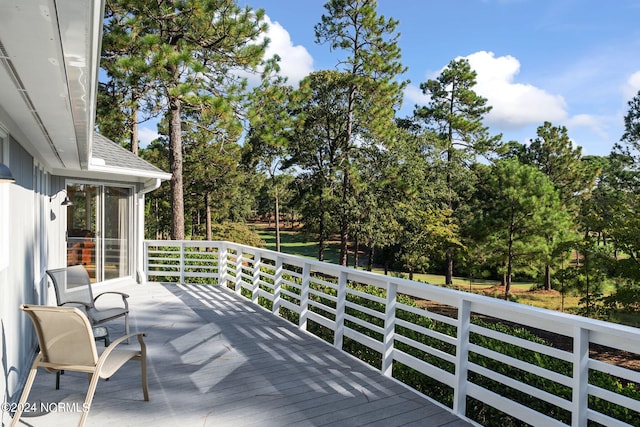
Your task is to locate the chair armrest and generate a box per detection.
[94,291,129,300]
[94,292,130,310]
[96,333,147,378]
[104,332,146,350]
[60,301,92,310]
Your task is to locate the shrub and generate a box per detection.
[210,222,265,247]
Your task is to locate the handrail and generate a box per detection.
[144,239,640,426]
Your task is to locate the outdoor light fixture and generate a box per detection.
[0,162,15,183]
[50,190,73,206]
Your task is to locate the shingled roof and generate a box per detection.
[91,132,169,179]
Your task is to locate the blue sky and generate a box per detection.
[138,0,640,157]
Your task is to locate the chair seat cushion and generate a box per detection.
[99,348,142,378]
[88,307,128,323]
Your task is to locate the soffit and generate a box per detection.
[0,0,103,170]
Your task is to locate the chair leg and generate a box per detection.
[78,373,100,427]
[9,362,39,427]
[136,334,149,401]
[125,313,130,344]
[141,356,149,401]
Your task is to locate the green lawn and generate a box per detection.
[253,224,533,289]
[255,226,342,264]
[252,224,634,324]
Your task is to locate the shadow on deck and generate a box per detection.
[11,282,473,426]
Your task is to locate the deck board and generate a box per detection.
[11,282,473,426]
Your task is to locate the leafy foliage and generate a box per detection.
[97,1,640,326]
[413,58,501,285]
[471,159,570,298]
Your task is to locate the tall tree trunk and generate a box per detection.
[353,237,359,269]
[169,96,185,240]
[367,245,374,271]
[154,198,160,239]
[130,93,139,156]
[205,192,212,241]
[445,145,454,286]
[318,185,326,261]
[544,264,551,290]
[339,82,356,267]
[506,226,514,300]
[445,88,455,286]
[274,179,281,252]
[339,174,349,267]
[446,251,454,286]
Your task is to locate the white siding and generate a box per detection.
[0,133,49,424]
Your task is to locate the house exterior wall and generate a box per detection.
[0,136,44,421]
[0,125,161,419]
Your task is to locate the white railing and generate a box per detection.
[144,240,640,427]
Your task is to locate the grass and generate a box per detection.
[255,225,533,284]
[253,224,623,315]
[255,226,342,264]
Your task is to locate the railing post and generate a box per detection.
[334,271,347,350]
[453,299,471,417]
[252,253,261,305]
[179,241,185,284]
[217,242,227,287]
[381,281,397,377]
[572,326,589,427]
[234,247,243,294]
[299,263,311,331]
[273,257,283,316]
[143,241,149,282]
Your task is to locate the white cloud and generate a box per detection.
[566,114,609,141]
[239,15,314,86]
[138,127,159,148]
[464,51,568,129]
[622,70,640,101]
[405,51,569,130]
[403,84,430,108]
[263,16,314,84]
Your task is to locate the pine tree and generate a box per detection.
[103,0,270,239]
[315,0,407,265]
[474,159,569,299]
[519,122,593,289]
[414,58,500,285]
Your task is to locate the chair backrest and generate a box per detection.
[46,265,95,307]
[20,304,99,367]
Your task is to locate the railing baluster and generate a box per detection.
[334,271,347,350]
[217,242,227,287]
[143,241,149,282]
[381,281,397,377]
[273,257,283,316]
[453,298,471,416]
[572,326,589,427]
[252,253,261,305]
[180,242,185,284]
[299,263,310,331]
[234,248,242,294]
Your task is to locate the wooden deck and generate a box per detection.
[13,282,473,426]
